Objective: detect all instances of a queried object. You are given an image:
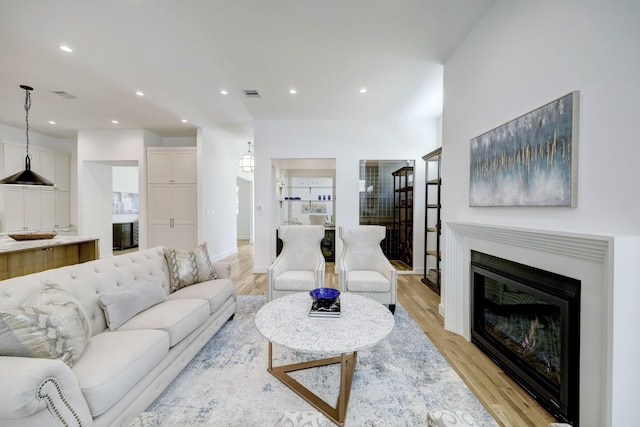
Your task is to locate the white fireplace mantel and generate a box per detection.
[442,220,640,427]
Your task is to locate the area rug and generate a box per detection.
[146,296,499,426]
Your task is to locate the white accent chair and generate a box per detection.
[338,225,397,314]
[267,225,326,301]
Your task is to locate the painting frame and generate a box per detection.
[469,91,579,207]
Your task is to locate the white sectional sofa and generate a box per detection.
[0,245,237,427]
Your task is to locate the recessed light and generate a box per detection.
[181,119,188,123]
[48,121,56,125]
[289,89,297,95]
[136,91,144,96]
[359,87,368,94]
[220,90,228,95]
[60,45,73,53]
[111,120,119,124]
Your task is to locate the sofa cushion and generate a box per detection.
[169,279,236,314]
[72,329,169,417]
[346,270,391,293]
[274,271,318,291]
[98,276,168,331]
[0,282,91,367]
[116,299,209,347]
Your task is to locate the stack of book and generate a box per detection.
[309,299,341,318]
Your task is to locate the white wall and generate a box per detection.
[253,119,437,272]
[198,127,253,261]
[442,1,640,425]
[77,129,149,256]
[442,0,640,234]
[237,177,253,241]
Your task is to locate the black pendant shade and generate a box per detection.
[0,156,54,186]
[0,85,54,186]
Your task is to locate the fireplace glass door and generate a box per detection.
[470,251,580,426]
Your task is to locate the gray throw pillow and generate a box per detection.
[0,281,91,367]
[98,276,168,330]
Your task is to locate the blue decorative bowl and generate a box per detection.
[309,288,340,305]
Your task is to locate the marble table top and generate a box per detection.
[255,292,395,354]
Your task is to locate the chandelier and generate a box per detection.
[239,141,254,172]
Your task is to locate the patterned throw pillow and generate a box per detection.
[0,282,91,367]
[193,242,218,281]
[164,247,199,292]
[164,243,217,292]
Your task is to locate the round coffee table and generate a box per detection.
[255,292,395,426]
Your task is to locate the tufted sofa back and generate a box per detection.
[0,247,170,336]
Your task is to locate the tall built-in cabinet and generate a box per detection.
[422,148,442,294]
[147,147,197,250]
[0,142,71,232]
[392,166,413,268]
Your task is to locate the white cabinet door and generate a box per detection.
[147,151,173,184]
[23,187,42,230]
[4,186,25,231]
[171,151,197,183]
[40,189,56,229]
[39,151,55,183]
[147,149,196,184]
[4,145,26,177]
[55,154,70,191]
[55,190,70,228]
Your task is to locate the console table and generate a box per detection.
[0,236,99,280]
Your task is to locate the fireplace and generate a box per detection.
[470,251,580,425]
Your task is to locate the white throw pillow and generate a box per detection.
[98,276,168,330]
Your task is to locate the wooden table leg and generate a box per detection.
[267,342,357,426]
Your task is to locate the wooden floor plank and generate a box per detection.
[225,240,555,427]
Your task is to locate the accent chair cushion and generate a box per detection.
[346,270,391,293]
[427,409,479,427]
[0,282,91,367]
[164,243,218,292]
[274,271,317,291]
[98,276,168,331]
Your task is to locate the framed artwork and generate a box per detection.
[112,192,139,214]
[469,91,579,207]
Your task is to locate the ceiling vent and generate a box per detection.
[242,89,261,98]
[51,91,78,99]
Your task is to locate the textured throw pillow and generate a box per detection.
[0,282,91,367]
[98,276,168,331]
[427,409,478,427]
[164,243,217,292]
[193,242,218,281]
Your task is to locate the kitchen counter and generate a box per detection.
[0,236,99,280]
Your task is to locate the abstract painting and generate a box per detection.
[470,91,579,207]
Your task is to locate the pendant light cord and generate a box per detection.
[24,88,31,159]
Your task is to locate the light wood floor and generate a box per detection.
[226,240,555,427]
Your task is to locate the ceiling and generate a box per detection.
[0,0,494,139]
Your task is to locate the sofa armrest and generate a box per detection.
[212,262,232,279]
[0,357,92,426]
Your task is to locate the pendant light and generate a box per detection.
[0,85,54,186]
[239,141,254,172]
